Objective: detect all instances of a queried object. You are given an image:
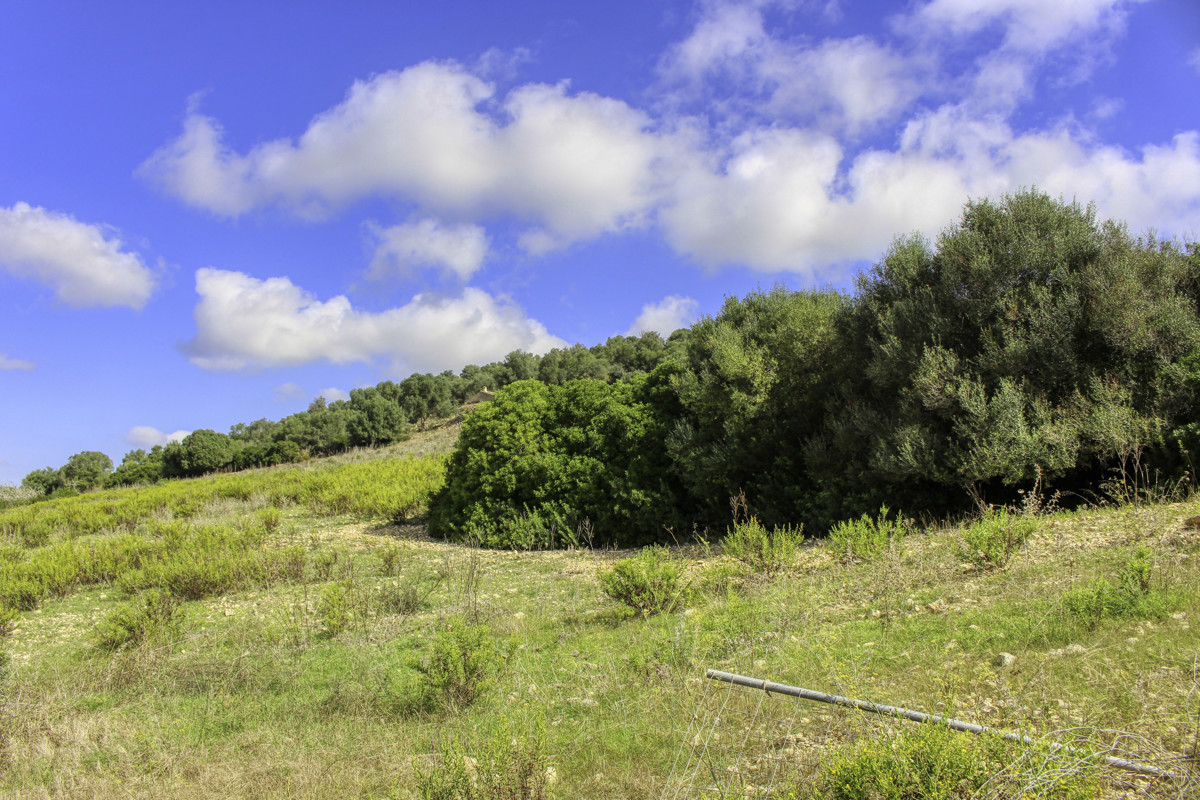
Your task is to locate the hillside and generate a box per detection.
[1,424,1198,799]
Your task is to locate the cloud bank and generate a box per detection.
[183,268,565,373]
[626,295,699,336]
[143,0,1199,280]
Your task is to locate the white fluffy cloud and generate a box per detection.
[662,5,926,132]
[0,203,156,308]
[183,268,565,373]
[0,353,34,371]
[369,219,489,280]
[125,426,190,449]
[626,296,699,336]
[142,3,1200,279]
[142,63,667,246]
[913,0,1141,52]
[317,387,350,403]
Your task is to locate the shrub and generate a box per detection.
[598,546,689,617]
[415,618,500,712]
[0,606,17,637]
[415,719,551,800]
[722,516,804,574]
[377,569,440,617]
[94,589,182,650]
[317,582,355,637]
[828,507,907,562]
[1062,546,1175,628]
[960,509,1038,570]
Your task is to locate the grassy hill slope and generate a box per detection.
[1,424,1197,799]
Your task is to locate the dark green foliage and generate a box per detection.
[346,387,409,447]
[106,446,166,487]
[21,466,61,496]
[428,372,686,548]
[59,451,114,491]
[169,430,234,477]
[597,546,689,616]
[669,286,850,528]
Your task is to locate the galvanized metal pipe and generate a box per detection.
[705,669,1171,779]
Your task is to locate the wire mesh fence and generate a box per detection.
[666,669,1199,800]
[665,670,843,799]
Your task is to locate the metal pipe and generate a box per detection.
[705,669,1171,779]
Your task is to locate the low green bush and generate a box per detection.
[317,582,355,637]
[94,589,182,650]
[415,719,551,800]
[722,516,804,574]
[414,618,501,712]
[597,546,689,617]
[828,506,907,562]
[0,605,17,637]
[960,509,1038,570]
[1062,546,1176,628]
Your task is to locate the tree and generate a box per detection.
[21,466,60,496]
[173,430,234,476]
[59,451,113,491]
[347,387,409,447]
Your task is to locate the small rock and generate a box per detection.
[223,609,234,617]
[1126,637,1139,645]
[753,659,767,668]
[994,652,1017,668]
[1050,644,1087,657]
[926,599,948,613]
[545,767,558,786]
[513,611,526,620]
[1183,515,1200,529]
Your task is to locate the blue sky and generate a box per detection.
[2,0,1199,484]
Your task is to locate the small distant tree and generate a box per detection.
[59,451,113,491]
[21,466,61,496]
[347,388,409,447]
[174,430,234,476]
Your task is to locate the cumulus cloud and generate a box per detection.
[125,426,190,449]
[368,219,489,280]
[661,5,927,132]
[0,203,156,308]
[626,296,699,336]
[142,63,667,245]
[317,387,350,403]
[913,0,1141,53]
[183,268,565,373]
[0,353,34,371]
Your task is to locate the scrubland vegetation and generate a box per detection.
[2,424,1199,798]
[3,191,1200,797]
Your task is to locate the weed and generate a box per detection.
[828,506,908,562]
[258,506,283,534]
[598,546,689,617]
[960,509,1038,570]
[722,516,804,575]
[376,569,440,616]
[313,548,341,581]
[377,544,403,577]
[94,589,182,650]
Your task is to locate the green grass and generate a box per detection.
[0,435,1198,798]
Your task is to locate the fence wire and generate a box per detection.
[666,673,844,799]
[667,670,1199,800]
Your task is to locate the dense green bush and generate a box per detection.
[1062,546,1176,628]
[429,373,686,548]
